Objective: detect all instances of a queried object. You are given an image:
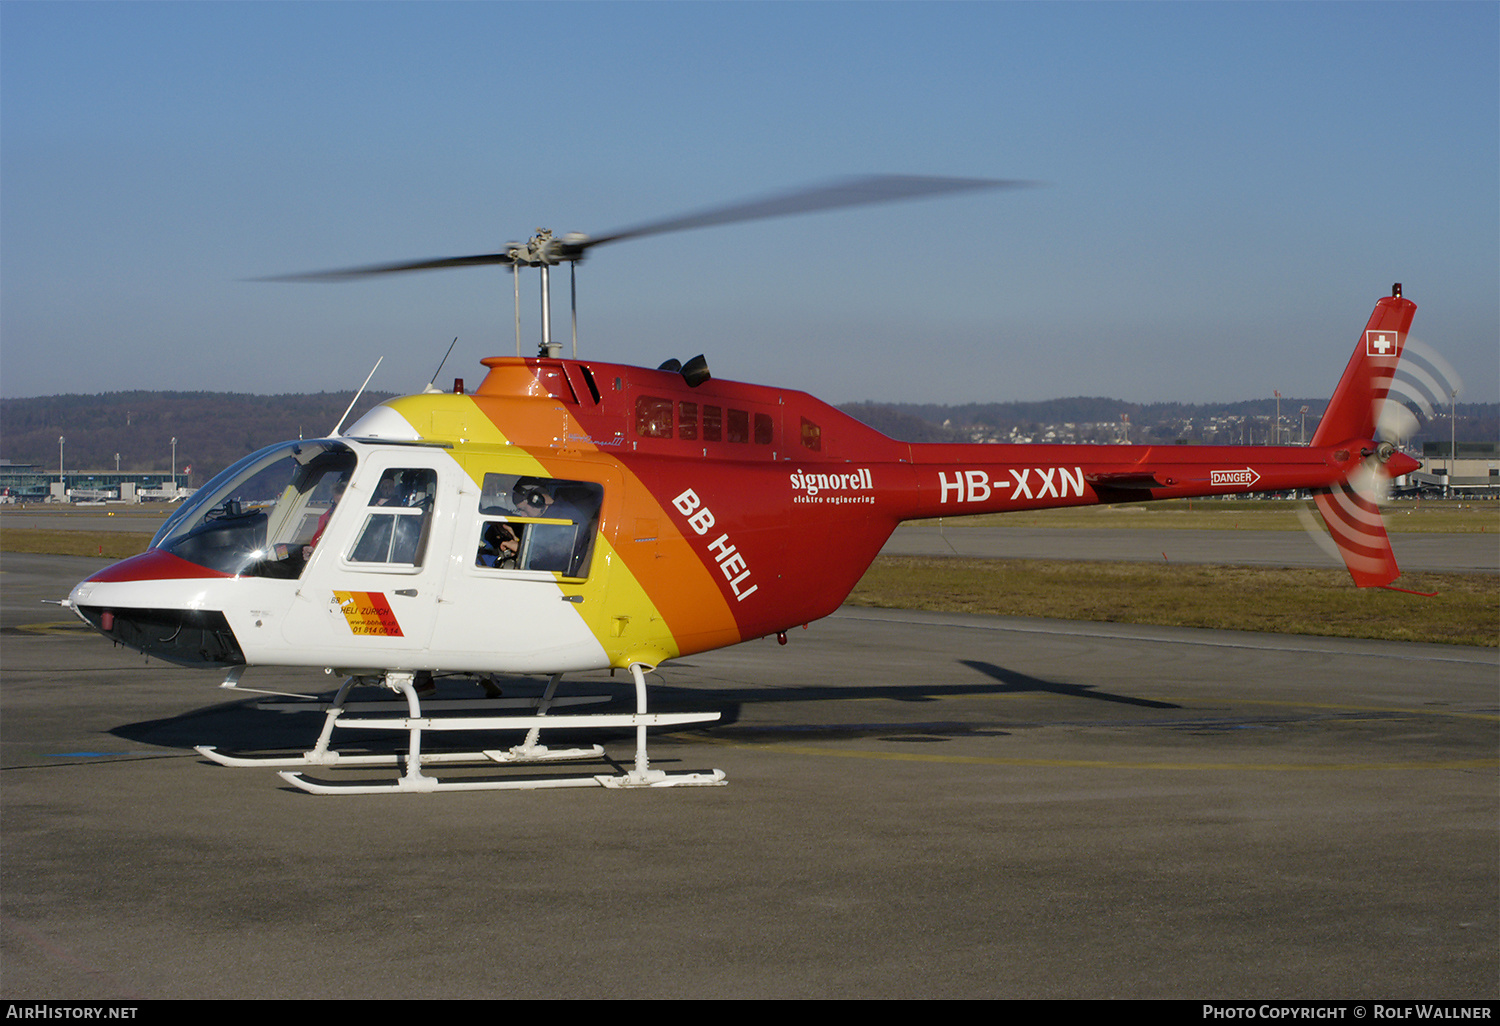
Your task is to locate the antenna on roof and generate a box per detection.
[332,357,383,436]
[425,337,459,392]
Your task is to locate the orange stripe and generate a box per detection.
[464,390,743,655]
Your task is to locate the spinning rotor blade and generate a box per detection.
[259,175,1033,281]
[1375,397,1421,445]
[258,252,516,282]
[580,174,1035,250]
[1384,337,1464,426]
[1359,336,1465,450]
[1300,440,1407,586]
[1310,461,1400,587]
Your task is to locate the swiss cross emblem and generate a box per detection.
[1365,330,1398,357]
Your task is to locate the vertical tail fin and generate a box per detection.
[1310,286,1417,446]
[1309,286,1418,588]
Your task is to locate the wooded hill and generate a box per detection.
[1,392,396,486]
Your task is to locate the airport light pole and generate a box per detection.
[58,436,65,500]
[1448,389,1457,499]
[171,437,177,497]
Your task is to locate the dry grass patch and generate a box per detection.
[0,530,152,559]
[850,556,1498,647]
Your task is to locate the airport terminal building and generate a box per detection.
[1409,442,1500,498]
[0,461,185,503]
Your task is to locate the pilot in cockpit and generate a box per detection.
[511,478,593,575]
[476,521,520,567]
[371,472,402,506]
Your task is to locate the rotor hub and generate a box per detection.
[504,229,588,267]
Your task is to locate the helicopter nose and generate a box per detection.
[70,555,244,667]
[72,602,246,667]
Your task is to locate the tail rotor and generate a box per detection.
[1306,440,1405,587]
[1300,301,1462,589]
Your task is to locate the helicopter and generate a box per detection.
[63,176,1423,794]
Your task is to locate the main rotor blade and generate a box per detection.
[581,174,1036,250]
[258,174,1031,281]
[257,251,516,282]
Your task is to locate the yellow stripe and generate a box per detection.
[385,391,730,667]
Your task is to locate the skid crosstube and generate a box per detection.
[196,665,727,792]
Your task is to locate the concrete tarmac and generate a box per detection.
[1,553,1496,999]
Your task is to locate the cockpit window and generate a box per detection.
[347,468,436,566]
[151,440,356,578]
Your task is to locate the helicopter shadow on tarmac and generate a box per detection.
[106,656,1182,760]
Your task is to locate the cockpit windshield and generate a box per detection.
[151,440,356,578]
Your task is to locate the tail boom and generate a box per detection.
[893,289,1420,589]
[897,442,1365,520]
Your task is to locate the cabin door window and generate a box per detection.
[475,472,604,580]
[346,468,438,567]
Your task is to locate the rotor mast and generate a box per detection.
[504,228,589,359]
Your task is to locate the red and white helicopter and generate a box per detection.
[64,177,1424,793]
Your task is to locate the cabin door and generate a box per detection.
[281,448,458,661]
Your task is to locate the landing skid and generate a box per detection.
[198,665,726,793]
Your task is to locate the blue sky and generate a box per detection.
[3,1,1495,406]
